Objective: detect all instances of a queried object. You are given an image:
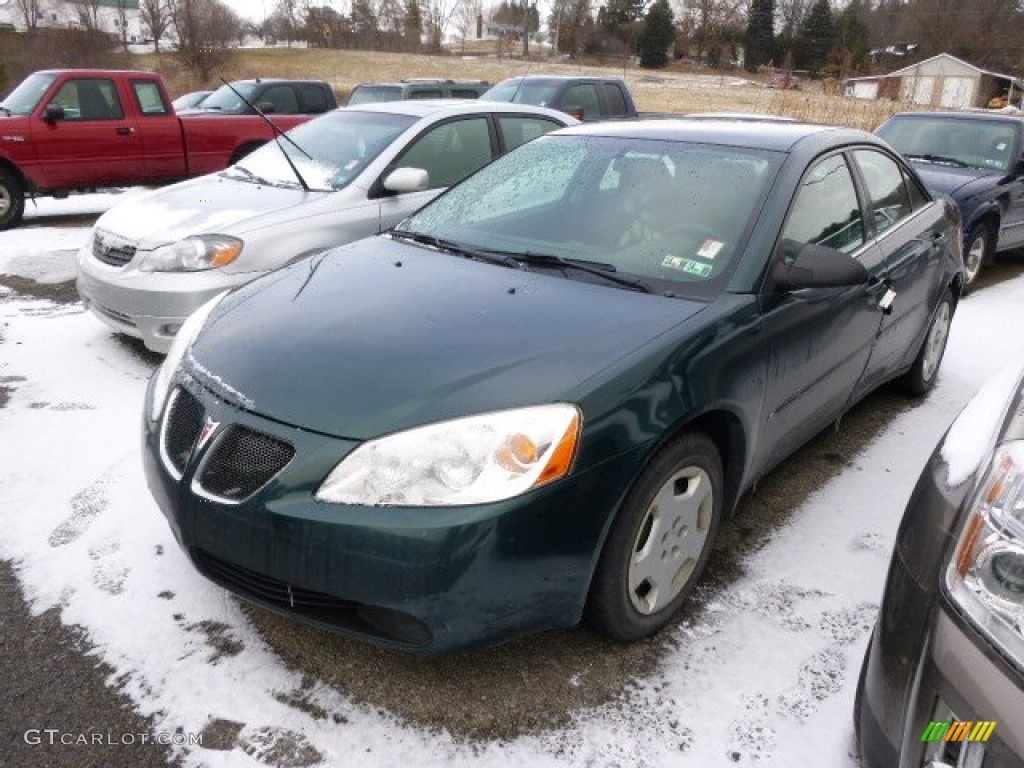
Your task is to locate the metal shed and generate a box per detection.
[843,53,1024,109]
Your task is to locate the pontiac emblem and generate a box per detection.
[196,417,220,452]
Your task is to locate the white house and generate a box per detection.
[843,53,1024,110]
[0,0,143,43]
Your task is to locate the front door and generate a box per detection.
[33,77,144,188]
[754,152,887,473]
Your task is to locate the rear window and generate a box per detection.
[347,85,403,105]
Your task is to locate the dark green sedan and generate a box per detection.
[143,119,963,652]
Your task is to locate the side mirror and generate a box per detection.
[255,101,276,114]
[382,167,429,194]
[43,104,65,122]
[773,242,869,290]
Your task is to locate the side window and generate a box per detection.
[781,154,864,255]
[393,117,493,189]
[409,89,443,99]
[904,168,930,210]
[298,84,330,113]
[451,89,480,99]
[259,85,300,114]
[561,84,600,120]
[132,80,169,116]
[50,78,124,120]
[497,116,563,152]
[852,149,913,235]
[600,83,628,117]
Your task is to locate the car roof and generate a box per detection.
[353,80,489,87]
[559,118,859,153]
[228,78,327,86]
[495,74,626,84]
[887,110,1024,124]
[336,99,574,121]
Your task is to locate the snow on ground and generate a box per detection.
[2,195,1024,767]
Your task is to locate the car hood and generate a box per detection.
[911,163,1000,198]
[94,174,327,248]
[187,237,706,440]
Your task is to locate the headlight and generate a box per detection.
[316,404,582,506]
[138,235,243,272]
[947,440,1024,667]
[148,292,227,422]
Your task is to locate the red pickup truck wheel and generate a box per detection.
[0,169,25,230]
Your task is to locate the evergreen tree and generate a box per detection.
[403,0,422,51]
[833,0,869,76]
[638,0,674,67]
[797,0,833,75]
[744,0,774,72]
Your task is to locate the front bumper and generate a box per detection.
[76,244,257,353]
[859,548,1024,768]
[142,374,646,652]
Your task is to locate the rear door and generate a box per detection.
[34,76,145,187]
[128,78,187,180]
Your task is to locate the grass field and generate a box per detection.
[134,47,903,131]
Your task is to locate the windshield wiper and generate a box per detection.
[907,153,969,168]
[502,251,654,294]
[389,231,517,267]
[225,165,270,185]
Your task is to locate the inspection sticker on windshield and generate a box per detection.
[661,256,713,278]
[697,239,724,260]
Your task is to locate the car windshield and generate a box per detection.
[399,135,778,300]
[196,82,259,113]
[878,116,1019,172]
[347,86,403,105]
[230,110,416,191]
[1,72,57,115]
[482,80,562,107]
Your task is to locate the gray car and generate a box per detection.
[76,100,575,352]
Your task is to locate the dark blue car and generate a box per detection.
[877,111,1024,287]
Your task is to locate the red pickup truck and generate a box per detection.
[0,69,317,229]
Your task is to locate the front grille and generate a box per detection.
[192,549,433,646]
[92,232,137,267]
[197,425,294,501]
[162,388,204,475]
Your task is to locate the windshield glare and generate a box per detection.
[878,116,1019,172]
[232,110,416,191]
[197,82,259,112]
[402,135,777,299]
[482,81,562,107]
[1,73,57,115]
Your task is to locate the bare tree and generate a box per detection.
[74,0,104,31]
[140,0,173,52]
[423,0,458,51]
[549,0,592,57]
[675,0,744,63]
[13,0,42,31]
[453,0,482,49]
[170,0,241,82]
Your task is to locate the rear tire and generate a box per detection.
[962,222,990,289]
[0,168,25,230]
[898,290,953,397]
[586,432,723,642]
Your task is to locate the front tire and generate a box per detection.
[586,432,723,642]
[962,222,990,288]
[898,290,953,397]
[0,168,25,230]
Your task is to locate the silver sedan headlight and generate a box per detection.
[149,292,227,421]
[138,235,243,272]
[947,439,1024,667]
[316,404,582,507]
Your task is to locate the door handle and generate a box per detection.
[116,126,134,136]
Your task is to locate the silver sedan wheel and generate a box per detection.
[964,231,986,284]
[628,465,713,615]
[921,300,951,384]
